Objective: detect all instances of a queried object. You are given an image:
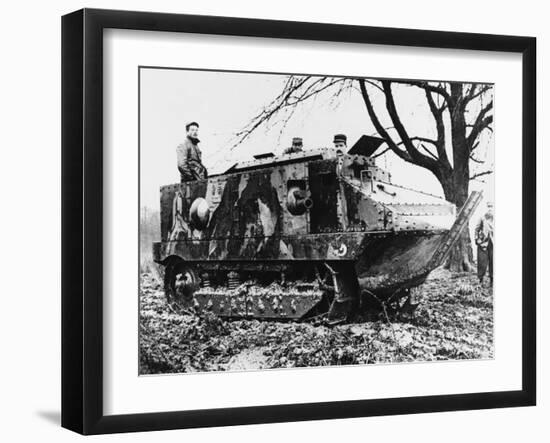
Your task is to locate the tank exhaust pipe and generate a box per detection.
[286,187,313,215]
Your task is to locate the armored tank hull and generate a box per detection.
[153,139,482,322]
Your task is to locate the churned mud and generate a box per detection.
[139,268,493,374]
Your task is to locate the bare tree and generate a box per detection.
[235,76,493,271]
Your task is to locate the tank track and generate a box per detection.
[177,281,325,320]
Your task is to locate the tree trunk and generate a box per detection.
[446,230,475,272]
[437,85,475,272]
[440,170,475,273]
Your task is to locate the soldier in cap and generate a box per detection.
[177,121,208,182]
[283,137,304,155]
[333,134,347,151]
[475,201,494,286]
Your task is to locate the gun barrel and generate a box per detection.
[286,187,313,215]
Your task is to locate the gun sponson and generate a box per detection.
[286,187,313,216]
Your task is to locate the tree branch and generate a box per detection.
[419,143,440,161]
[470,170,493,180]
[381,80,441,175]
[363,79,385,93]
[467,99,493,149]
[357,78,414,163]
[469,151,485,164]
[233,76,348,147]
[394,80,453,107]
[424,89,451,169]
[402,136,439,146]
[370,146,391,159]
[464,84,492,104]
[395,137,439,160]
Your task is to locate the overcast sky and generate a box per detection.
[139,68,494,212]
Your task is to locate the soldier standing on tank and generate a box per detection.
[475,202,494,286]
[333,133,347,151]
[177,121,208,182]
[283,137,304,154]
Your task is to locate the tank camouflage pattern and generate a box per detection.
[153,135,482,322]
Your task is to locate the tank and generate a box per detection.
[152,135,482,323]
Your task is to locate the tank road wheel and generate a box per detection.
[164,259,200,305]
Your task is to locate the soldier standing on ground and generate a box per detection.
[475,202,494,286]
[177,121,208,182]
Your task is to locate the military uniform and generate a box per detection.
[475,210,494,285]
[177,136,207,182]
[283,137,304,155]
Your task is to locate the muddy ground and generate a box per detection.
[139,268,493,374]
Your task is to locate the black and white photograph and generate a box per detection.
[0,0,542,439]
[138,68,495,374]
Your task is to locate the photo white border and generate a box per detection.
[103,29,523,416]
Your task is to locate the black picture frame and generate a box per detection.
[61,8,536,435]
